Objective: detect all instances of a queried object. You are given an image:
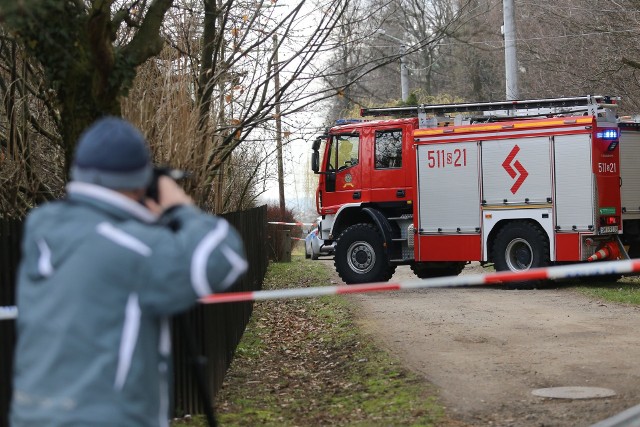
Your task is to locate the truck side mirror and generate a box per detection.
[312,136,322,151]
[311,150,320,173]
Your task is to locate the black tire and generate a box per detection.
[334,223,392,284]
[411,262,466,279]
[491,221,550,289]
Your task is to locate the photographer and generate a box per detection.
[10,117,247,427]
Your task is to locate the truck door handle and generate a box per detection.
[353,191,361,200]
[396,190,405,198]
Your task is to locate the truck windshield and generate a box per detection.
[327,134,359,172]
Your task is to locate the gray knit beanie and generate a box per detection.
[71,116,153,190]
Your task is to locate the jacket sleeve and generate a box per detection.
[140,205,248,315]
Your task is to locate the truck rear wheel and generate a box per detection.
[492,221,550,289]
[334,223,392,284]
[411,262,466,279]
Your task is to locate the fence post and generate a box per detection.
[278,229,292,262]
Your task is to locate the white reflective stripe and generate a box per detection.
[220,245,248,288]
[190,221,229,296]
[0,306,17,320]
[67,182,157,223]
[114,293,141,390]
[96,222,152,256]
[159,318,171,356]
[36,239,54,277]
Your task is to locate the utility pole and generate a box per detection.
[376,30,409,102]
[400,45,409,103]
[273,34,285,217]
[503,0,519,100]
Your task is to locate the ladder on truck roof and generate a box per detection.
[360,95,620,128]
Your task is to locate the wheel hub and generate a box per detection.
[347,241,376,274]
[506,238,533,271]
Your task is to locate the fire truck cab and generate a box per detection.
[312,96,627,284]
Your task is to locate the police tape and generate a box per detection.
[2,259,639,319]
[199,258,640,304]
[268,221,314,226]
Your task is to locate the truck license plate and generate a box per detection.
[599,226,618,234]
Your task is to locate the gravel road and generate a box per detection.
[324,260,640,427]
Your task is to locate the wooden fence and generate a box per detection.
[0,205,268,426]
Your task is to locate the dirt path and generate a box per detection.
[324,260,640,427]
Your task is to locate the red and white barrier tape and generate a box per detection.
[199,259,640,304]
[2,259,639,320]
[268,221,314,226]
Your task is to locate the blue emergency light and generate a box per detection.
[596,129,618,140]
[335,118,367,125]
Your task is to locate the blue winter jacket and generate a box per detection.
[10,182,247,427]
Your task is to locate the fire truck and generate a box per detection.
[311,95,627,284]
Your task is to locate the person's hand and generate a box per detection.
[144,176,193,213]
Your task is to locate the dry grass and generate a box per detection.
[122,50,262,213]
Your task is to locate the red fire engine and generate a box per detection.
[311,95,627,284]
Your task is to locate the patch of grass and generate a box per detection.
[171,415,208,427]
[202,255,450,426]
[575,276,640,305]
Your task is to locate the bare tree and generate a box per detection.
[0,0,354,213]
[0,0,174,172]
[137,0,356,210]
[0,27,64,215]
[508,0,640,109]
[319,0,499,121]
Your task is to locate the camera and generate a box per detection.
[146,166,190,202]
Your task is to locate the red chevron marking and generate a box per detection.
[501,144,529,194]
[511,160,529,194]
[502,145,520,179]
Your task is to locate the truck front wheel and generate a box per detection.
[335,223,393,284]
